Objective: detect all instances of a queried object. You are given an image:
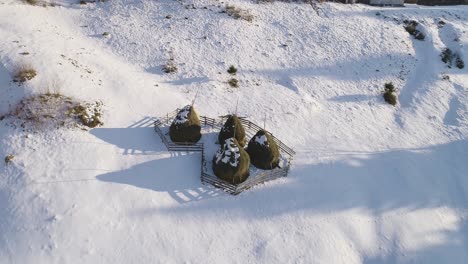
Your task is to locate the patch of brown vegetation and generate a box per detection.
[6,93,103,130]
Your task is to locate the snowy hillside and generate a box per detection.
[1,0,468,263]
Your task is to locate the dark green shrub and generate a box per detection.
[24,0,38,5]
[404,21,417,35]
[228,78,238,88]
[441,49,464,69]
[415,32,425,40]
[383,82,397,106]
[384,92,397,106]
[5,155,14,164]
[404,20,425,41]
[441,48,453,65]
[455,56,465,69]
[384,82,395,93]
[227,65,237,75]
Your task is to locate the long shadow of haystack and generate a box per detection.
[96,154,221,204]
[90,116,166,155]
[93,117,222,203]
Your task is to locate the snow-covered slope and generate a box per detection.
[1,0,467,263]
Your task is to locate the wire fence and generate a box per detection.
[154,109,295,195]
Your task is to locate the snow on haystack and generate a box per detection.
[173,105,191,125]
[5,93,103,130]
[215,137,241,167]
[218,114,246,147]
[169,105,202,143]
[254,134,268,147]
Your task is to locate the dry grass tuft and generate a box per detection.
[224,5,253,22]
[24,0,38,5]
[6,93,103,130]
[5,155,14,164]
[13,64,37,83]
[228,78,239,88]
[162,58,178,73]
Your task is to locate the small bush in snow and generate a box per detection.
[455,56,465,69]
[383,82,397,106]
[13,64,37,83]
[162,59,178,73]
[441,48,453,65]
[6,93,103,130]
[384,82,396,93]
[24,0,38,5]
[227,65,237,75]
[414,32,425,40]
[5,155,14,164]
[403,20,425,41]
[437,20,446,28]
[224,5,253,22]
[228,78,239,88]
[68,103,104,128]
[441,49,464,69]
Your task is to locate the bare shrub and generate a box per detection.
[228,78,239,88]
[5,155,14,164]
[441,48,454,65]
[383,82,397,106]
[224,5,253,22]
[455,56,465,69]
[13,64,37,83]
[403,20,425,41]
[6,93,103,130]
[441,48,464,69]
[162,59,178,73]
[68,103,104,128]
[24,0,38,5]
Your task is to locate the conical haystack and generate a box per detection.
[218,114,246,147]
[212,137,250,184]
[247,130,279,170]
[169,105,201,144]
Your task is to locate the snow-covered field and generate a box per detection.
[1,0,467,263]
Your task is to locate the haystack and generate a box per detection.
[247,130,279,170]
[169,105,201,144]
[218,114,246,147]
[212,137,250,184]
